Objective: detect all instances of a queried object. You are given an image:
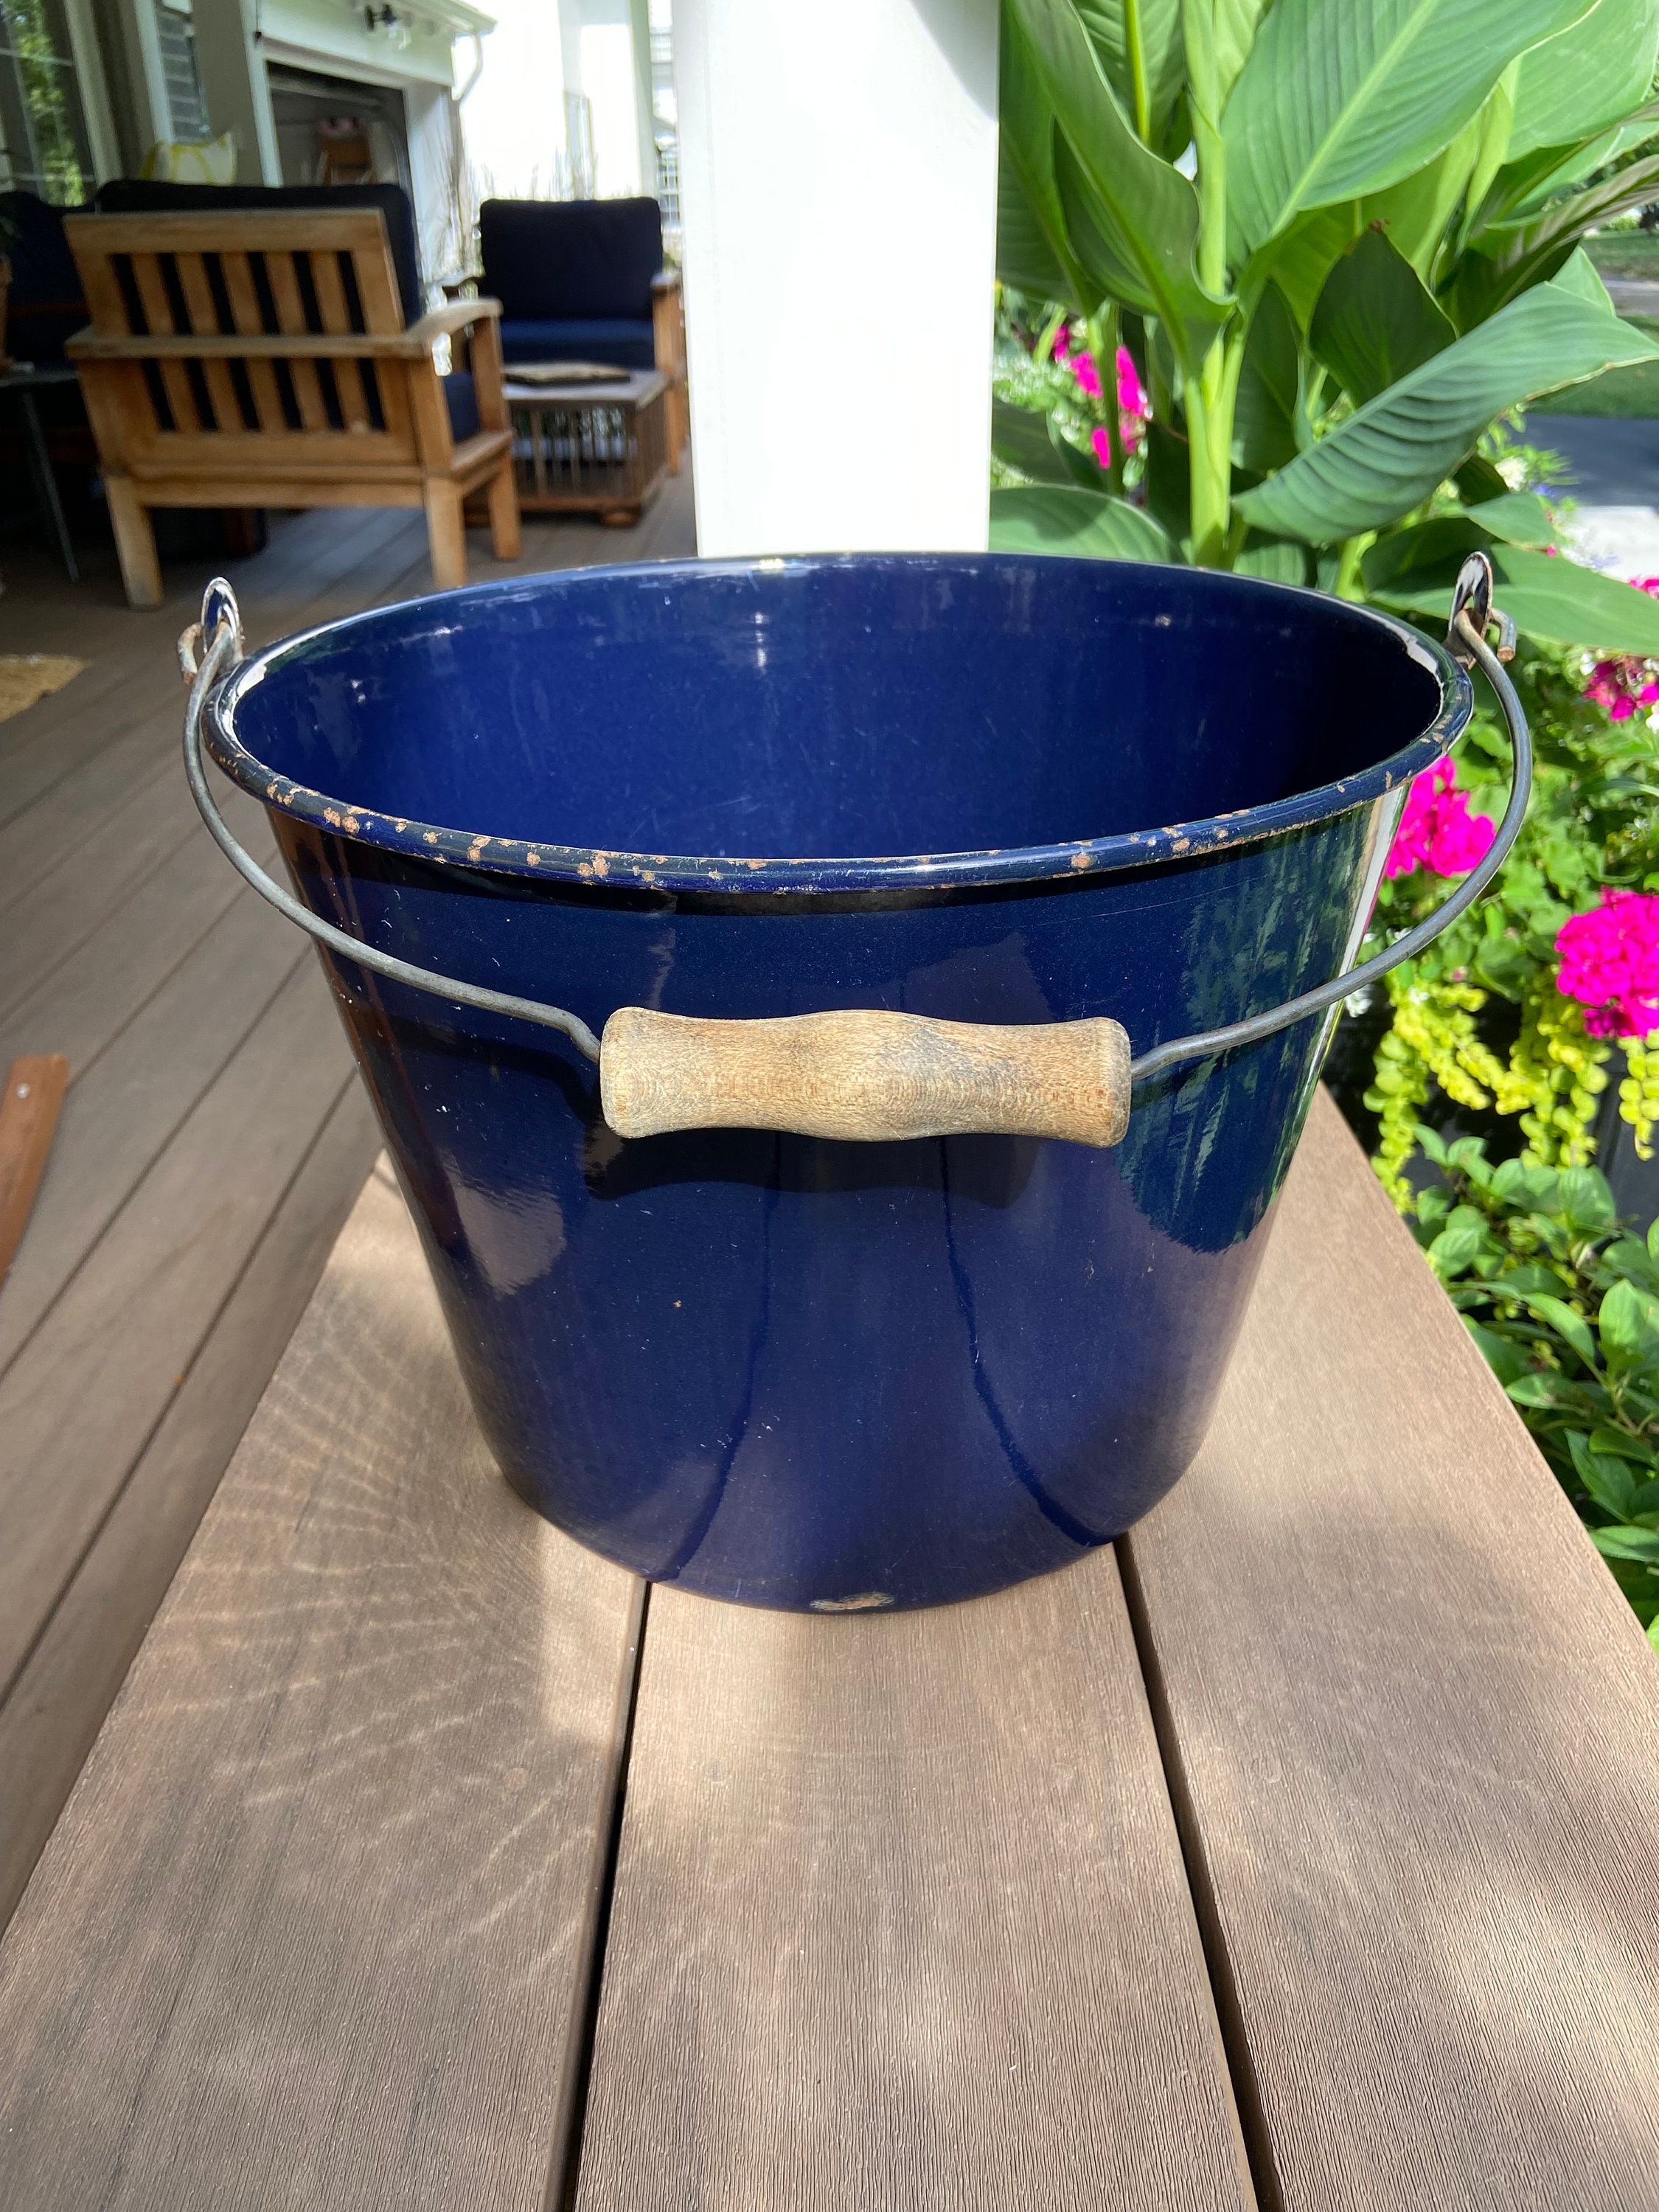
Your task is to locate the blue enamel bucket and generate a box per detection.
[184,554,1526,1613]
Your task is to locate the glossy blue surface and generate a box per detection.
[210,556,1470,1611]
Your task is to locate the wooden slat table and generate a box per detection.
[1,1091,1656,2211]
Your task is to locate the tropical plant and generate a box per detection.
[993,0,1659,651]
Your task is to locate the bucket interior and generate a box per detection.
[228,557,1444,861]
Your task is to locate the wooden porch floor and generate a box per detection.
[0,478,697,1925]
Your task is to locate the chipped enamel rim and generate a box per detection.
[203,557,1473,896]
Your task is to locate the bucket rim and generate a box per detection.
[204,554,1473,895]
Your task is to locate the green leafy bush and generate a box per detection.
[993,0,1659,650]
[1410,1127,1659,1646]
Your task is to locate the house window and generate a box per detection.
[153,0,206,143]
[0,0,95,202]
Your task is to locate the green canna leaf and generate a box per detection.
[1223,0,1596,259]
[989,484,1180,560]
[1455,148,1659,324]
[1233,535,1314,583]
[1548,244,1620,313]
[1360,113,1484,277]
[1212,0,1271,105]
[998,153,1078,305]
[1462,491,1557,548]
[1360,515,1488,598]
[1310,227,1454,405]
[1074,0,1187,145]
[1141,417,1193,547]
[1255,204,1362,332]
[1509,0,1659,160]
[1231,282,1302,470]
[1234,277,1659,543]
[998,5,1088,307]
[1007,0,1227,364]
[1371,545,1659,655]
[1465,64,1522,227]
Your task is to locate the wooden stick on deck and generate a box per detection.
[0,1057,69,1287]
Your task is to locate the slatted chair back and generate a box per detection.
[60,206,518,608]
[63,209,429,474]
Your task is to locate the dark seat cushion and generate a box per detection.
[442,370,479,442]
[0,189,90,361]
[93,179,425,329]
[498,317,655,369]
[479,198,662,324]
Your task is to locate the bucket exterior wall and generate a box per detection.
[209,555,1461,1613]
[273,799,1391,1611]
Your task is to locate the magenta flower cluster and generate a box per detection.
[1584,577,1659,720]
[1053,325,1149,470]
[1555,891,1659,1039]
[1383,758,1497,881]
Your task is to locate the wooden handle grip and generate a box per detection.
[599,1008,1131,1147]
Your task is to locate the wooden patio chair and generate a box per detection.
[63,208,520,608]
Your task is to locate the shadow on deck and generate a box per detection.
[0,477,698,1927]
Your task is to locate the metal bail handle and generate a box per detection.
[180,552,1528,1148]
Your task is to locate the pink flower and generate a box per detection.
[1384,759,1497,881]
[1582,581,1659,720]
[1053,323,1072,367]
[1116,345,1147,420]
[1091,423,1113,470]
[1071,349,1103,400]
[1587,657,1649,720]
[1557,890,1659,1039]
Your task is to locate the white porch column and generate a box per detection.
[672,0,999,558]
[192,0,282,183]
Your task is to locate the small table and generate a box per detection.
[2,1093,1658,2208]
[0,363,80,582]
[502,367,669,526]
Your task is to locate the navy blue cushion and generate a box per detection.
[94,179,425,328]
[442,370,479,442]
[498,318,656,369]
[0,190,90,361]
[480,199,661,322]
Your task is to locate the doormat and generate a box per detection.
[0,654,87,726]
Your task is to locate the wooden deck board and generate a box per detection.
[0,479,698,1930]
[0,762,239,1018]
[0,811,261,1080]
[0,890,305,1371]
[0,1082,380,1923]
[0,1164,644,2209]
[0,956,355,1696]
[575,1559,1256,2212]
[1125,1091,1659,2211]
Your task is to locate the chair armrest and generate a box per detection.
[68,302,503,364]
[651,268,681,296]
[70,330,415,360]
[405,299,502,344]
